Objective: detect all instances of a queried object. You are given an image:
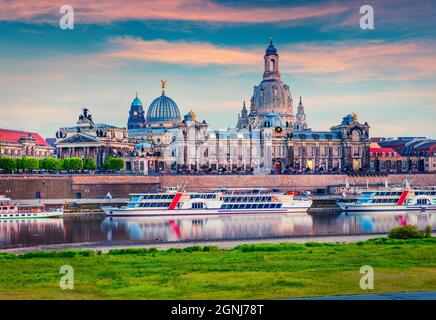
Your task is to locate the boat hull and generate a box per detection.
[337,202,436,212]
[102,204,312,217]
[0,211,63,220]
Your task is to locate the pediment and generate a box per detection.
[58,133,98,144]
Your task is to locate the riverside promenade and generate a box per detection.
[1,173,435,199]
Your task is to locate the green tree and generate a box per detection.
[104,157,124,171]
[110,158,124,171]
[38,159,44,170]
[24,157,39,171]
[0,157,16,172]
[15,157,25,172]
[83,157,96,171]
[42,158,62,171]
[64,157,83,171]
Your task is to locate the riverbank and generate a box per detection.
[0,233,389,254]
[0,237,435,299]
[2,173,435,199]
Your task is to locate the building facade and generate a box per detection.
[126,40,371,174]
[56,108,134,168]
[376,137,436,172]
[0,129,53,158]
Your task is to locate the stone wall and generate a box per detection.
[0,173,435,199]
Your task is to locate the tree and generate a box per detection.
[24,157,39,171]
[64,157,83,171]
[15,158,25,172]
[42,158,62,171]
[0,157,16,172]
[104,157,124,171]
[83,157,96,171]
[111,158,124,171]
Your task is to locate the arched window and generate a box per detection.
[269,59,275,71]
[351,130,361,142]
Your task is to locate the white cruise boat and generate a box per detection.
[101,188,312,217]
[0,196,63,220]
[337,185,436,212]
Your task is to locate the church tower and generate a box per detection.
[263,37,281,81]
[295,97,308,131]
[249,38,294,125]
[236,101,249,130]
[128,93,146,130]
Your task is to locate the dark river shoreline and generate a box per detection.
[1,211,435,249]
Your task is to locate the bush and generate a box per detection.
[83,157,96,171]
[388,225,424,239]
[424,226,432,238]
[0,157,16,172]
[15,158,25,171]
[19,250,78,259]
[41,158,62,171]
[23,157,39,171]
[108,248,158,255]
[104,157,124,171]
[234,243,304,252]
[63,157,83,171]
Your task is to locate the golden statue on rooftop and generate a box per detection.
[161,80,167,95]
[352,112,358,124]
[190,110,196,122]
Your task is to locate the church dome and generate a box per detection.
[252,80,293,116]
[146,81,181,123]
[250,39,294,125]
[261,113,285,129]
[265,40,277,56]
[147,94,181,123]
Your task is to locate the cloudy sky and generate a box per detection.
[0,0,435,138]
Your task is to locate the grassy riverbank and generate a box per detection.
[0,238,435,299]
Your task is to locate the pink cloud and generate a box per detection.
[104,38,436,81]
[0,0,349,24]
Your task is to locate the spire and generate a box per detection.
[295,96,307,131]
[136,91,138,98]
[268,35,273,45]
[241,101,248,117]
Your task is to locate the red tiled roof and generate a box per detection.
[0,129,49,146]
[370,147,401,157]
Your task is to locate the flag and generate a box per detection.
[106,192,112,199]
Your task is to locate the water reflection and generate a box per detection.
[0,212,435,249]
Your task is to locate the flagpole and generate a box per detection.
[100,192,112,208]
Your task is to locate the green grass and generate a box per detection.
[0,238,435,299]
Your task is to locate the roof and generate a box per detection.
[0,128,49,146]
[147,94,181,123]
[370,147,400,157]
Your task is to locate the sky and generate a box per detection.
[0,0,435,139]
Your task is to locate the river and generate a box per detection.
[0,211,435,249]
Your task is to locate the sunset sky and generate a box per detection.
[0,0,435,138]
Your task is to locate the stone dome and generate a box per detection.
[252,80,293,116]
[265,40,278,56]
[250,39,294,124]
[147,94,181,123]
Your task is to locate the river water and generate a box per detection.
[0,211,435,249]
